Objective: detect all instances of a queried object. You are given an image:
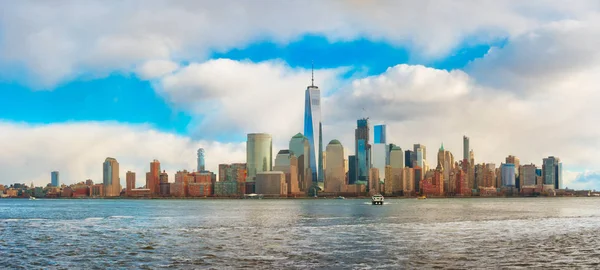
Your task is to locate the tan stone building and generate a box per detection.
[102,157,121,197]
[256,171,287,197]
[325,140,345,193]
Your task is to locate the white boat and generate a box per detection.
[29,196,36,200]
[371,194,384,205]
[336,196,345,200]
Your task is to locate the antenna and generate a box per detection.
[311,60,314,87]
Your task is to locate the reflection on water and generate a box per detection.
[1,198,600,268]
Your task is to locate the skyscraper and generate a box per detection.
[348,155,357,184]
[126,171,135,194]
[543,156,562,189]
[146,159,160,195]
[374,124,387,144]
[289,133,310,191]
[246,133,273,182]
[51,171,59,187]
[389,145,404,168]
[413,144,426,169]
[355,118,370,184]
[103,157,120,197]
[501,163,516,187]
[463,135,470,161]
[405,150,413,168]
[304,69,323,183]
[325,140,345,192]
[197,148,205,172]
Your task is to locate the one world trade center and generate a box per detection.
[304,67,323,184]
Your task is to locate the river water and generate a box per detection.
[1,198,600,269]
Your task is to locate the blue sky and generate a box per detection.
[0,36,494,136]
[0,1,598,190]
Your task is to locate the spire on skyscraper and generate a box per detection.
[311,60,314,87]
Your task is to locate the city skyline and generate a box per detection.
[1,1,599,190]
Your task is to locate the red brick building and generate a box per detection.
[188,183,212,197]
[420,170,444,197]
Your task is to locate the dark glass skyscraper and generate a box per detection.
[405,150,413,168]
[348,155,357,184]
[543,156,562,189]
[355,118,370,184]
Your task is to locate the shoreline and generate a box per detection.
[4,195,597,200]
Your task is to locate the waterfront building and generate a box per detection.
[543,156,562,190]
[414,166,423,193]
[197,148,205,172]
[218,163,247,182]
[437,144,453,192]
[174,170,189,197]
[463,135,470,161]
[126,171,135,195]
[369,168,380,194]
[355,118,371,184]
[85,179,94,186]
[402,167,415,195]
[384,165,403,196]
[90,184,104,197]
[246,133,273,182]
[159,182,170,196]
[475,164,484,188]
[256,171,287,197]
[483,163,496,187]
[325,140,345,193]
[304,73,324,183]
[213,181,242,197]
[421,167,444,197]
[454,169,470,196]
[520,164,537,187]
[51,171,59,187]
[348,155,357,184]
[145,159,160,195]
[501,163,516,187]
[506,155,520,175]
[273,150,301,195]
[102,157,120,197]
[61,187,73,198]
[289,133,310,190]
[188,182,212,197]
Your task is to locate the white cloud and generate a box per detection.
[1,0,598,88]
[156,58,344,147]
[135,60,180,80]
[0,121,245,187]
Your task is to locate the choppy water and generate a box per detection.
[1,198,600,269]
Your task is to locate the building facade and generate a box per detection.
[304,80,323,183]
[126,171,135,194]
[246,133,273,182]
[543,156,562,189]
[197,148,205,172]
[102,157,120,197]
[255,171,287,197]
[51,171,59,187]
[325,140,345,193]
[355,118,371,184]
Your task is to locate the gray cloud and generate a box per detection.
[1,0,597,88]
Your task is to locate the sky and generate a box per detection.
[1,0,600,190]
